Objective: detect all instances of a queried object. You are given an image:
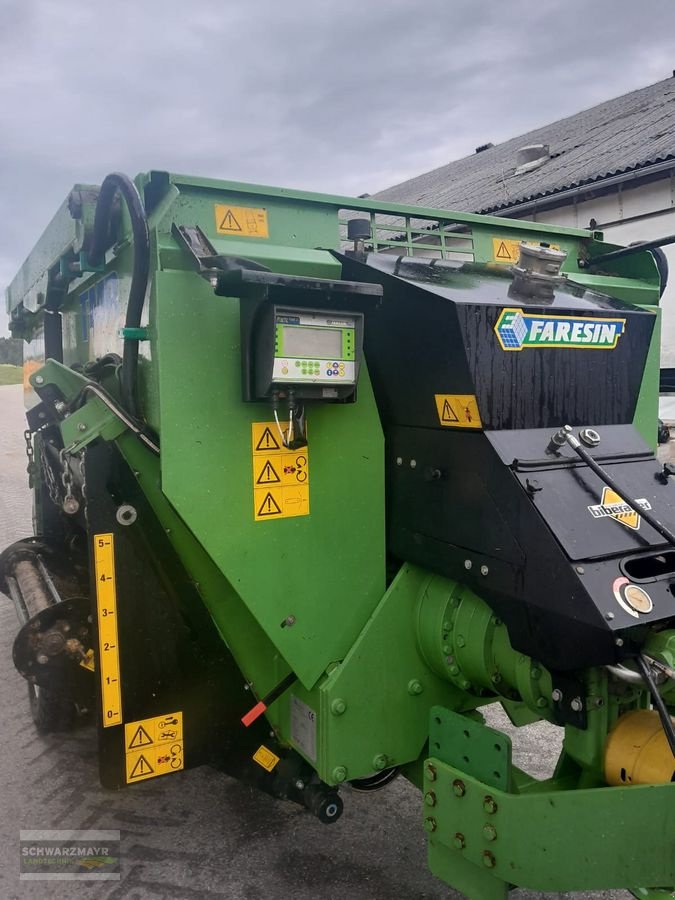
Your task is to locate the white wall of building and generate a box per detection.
[519,176,675,365]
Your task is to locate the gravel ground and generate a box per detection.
[0,384,632,899]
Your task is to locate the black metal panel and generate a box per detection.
[83,443,276,789]
[331,251,674,671]
[336,253,655,431]
[516,456,675,560]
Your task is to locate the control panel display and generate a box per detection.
[273,311,357,386]
[247,304,364,402]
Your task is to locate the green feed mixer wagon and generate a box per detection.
[5,170,675,898]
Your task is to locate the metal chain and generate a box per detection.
[40,441,62,509]
[23,429,35,489]
[78,450,88,526]
[59,448,80,515]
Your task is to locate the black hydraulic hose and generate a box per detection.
[565,434,675,549]
[636,654,675,758]
[581,233,675,268]
[88,173,150,420]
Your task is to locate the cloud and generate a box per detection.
[3,0,675,334]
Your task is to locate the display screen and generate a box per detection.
[282,325,342,359]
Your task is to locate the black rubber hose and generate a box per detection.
[570,440,675,548]
[636,654,675,758]
[88,173,150,419]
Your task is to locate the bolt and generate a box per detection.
[531,667,541,680]
[480,565,489,576]
[407,679,424,695]
[453,833,466,850]
[443,620,451,631]
[443,644,451,654]
[294,779,305,791]
[425,762,437,782]
[424,817,437,833]
[452,779,466,797]
[551,688,563,702]
[78,422,87,432]
[331,698,347,716]
[372,754,388,770]
[34,375,44,385]
[605,612,615,621]
[209,274,218,288]
[491,672,502,684]
[483,851,496,869]
[424,791,436,807]
[459,678,472,691]
[615,637,624,647]
[282,615,296,628]
[456,635,466,648]
[464,559,472,570]
[410,459,417,469]
[396,457,403,466]
[576,565,585,574]
[536,697,548,708]
[37,654,49,665]
[570,697,583,712]
[449,664,460,675]
[332,766,348,783]
[483,796,498,815]
[483,824,497,842]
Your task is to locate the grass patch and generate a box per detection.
[0,364,22,386]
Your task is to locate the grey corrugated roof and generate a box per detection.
[374,77,675,214]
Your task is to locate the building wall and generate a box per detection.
[518,176,675,365]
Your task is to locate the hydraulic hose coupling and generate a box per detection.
[546,424,577,454]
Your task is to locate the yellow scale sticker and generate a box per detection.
[215,204,269,238]
[124,711,184,783]
[93,534,122,727]
[434,394,482,429]
[252,744,280,773]
[251,422,310,521]
[492,237,559,264]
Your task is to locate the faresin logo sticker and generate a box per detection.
[587,487,651,531]
[494,309,626,351]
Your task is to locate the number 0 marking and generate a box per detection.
[94,534,122,726]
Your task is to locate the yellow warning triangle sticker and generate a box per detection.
[256,460,281,484]
[129,754,155,779]
[255,427,280,452]
[441,399,459,423]
[128,724,153,750]
[218,208,242,232]
[257,492,282,517]
[495,241,512,260]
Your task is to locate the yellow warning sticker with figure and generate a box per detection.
[124,711,184,783]
[434,394,482,429]
[253,745,281,772]
[252,422,310,521]
[492,237,559,264]
[215,204,269,238]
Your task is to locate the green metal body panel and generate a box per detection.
[424,707,675,897]
[153,268,385,689]
[425,754,675,895]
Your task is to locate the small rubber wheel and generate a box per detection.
[27,683,76,734]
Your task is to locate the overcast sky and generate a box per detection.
[2,0,675,335]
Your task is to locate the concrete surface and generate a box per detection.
[0,385,631,899]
